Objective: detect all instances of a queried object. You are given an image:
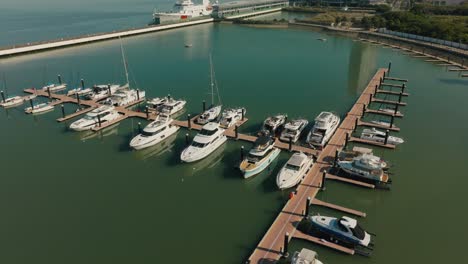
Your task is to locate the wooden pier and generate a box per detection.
[357,120,400,132]
[247,69,389,263]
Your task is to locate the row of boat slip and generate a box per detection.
[195,105,247,129]
[260,111,341,149]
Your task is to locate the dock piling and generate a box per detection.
[288,137,292,152]
[282,232,289,257]
[58,75,62,84]
[401,83,406,93]
[321,170,327,191]
[241,146,244,161]
[137,90,140,101]
[398,91,403,103]
[185,133,190,146]
[0,91,4,103]
[362,104,366,117]
[47,87,51,99]
[368,93,373,104]
[333,149,338,167]
[374,84,378,94]
[344,132,349,149]
[390,115,395,128]
[76,92,81,109]
[305,197,311,216]
[202,100,206,112]
[388,62,392,74]
[384,130,389,145]
[241,108,245,121]
[168,94,171,101]
[61,104,65,118]
[394,104,399,115]
[81,79,85,89]
[354,118,358,131]
[187,114,191,129]
[145,106,149,120]
[235,125,239,139]
[138,122,142,134]
[107,84,111,95]
[97,115,102,127]
[29,98,34,109]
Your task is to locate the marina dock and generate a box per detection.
[247,68,391,263]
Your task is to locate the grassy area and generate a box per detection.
[299,11,373,27]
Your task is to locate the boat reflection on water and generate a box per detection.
[185,143,226,176]
[77,123,120,142]
[133,133,178,161]
[243,155,282,193]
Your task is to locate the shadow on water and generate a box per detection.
[438,78,468,86]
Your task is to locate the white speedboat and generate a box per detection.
[67,86,92,97]
[291,248,324,264]
[69,105,121,131]
[360,128,404,145]
[0,96,24,108]
[239,135,281,179]
[24,102,54,114]
[370,119,398,129]
[280,118,308,143]
[378,107,402,116]
[158,98,187,116]
[276,152,314,190]
[42,83,67,92]
[153,0,213,24]
[197,105,222,124]
[308,215,372,247]
[306,111,340,148]
[260,114,287,135]
[338,154,390,183]
[86,84,126,101]
[129,114,179,150]
[105,89,145,107]
[220,107,245,128]
[180,122,227,162]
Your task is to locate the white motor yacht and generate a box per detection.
[129,114,179,150]
[220,107,245,128]
[180,122,227,162]
[105,89,145,107]
[24,102,54,114]
[306,111,340,148]
[276,152,314,190]
[360,128,404,145]
[0,96,25,108]
[291,248,324,264]
[158,98,187,116]
[280,118,308,143]
[309,215,372,247]
[86,84,124,101]
[147,96,169,111]
[42,75,67,92]
[260,114,287,135]
[239,135,281,179]
[69,105,121,131]
[338,154,390,183]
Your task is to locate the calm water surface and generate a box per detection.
[1,3,468,264]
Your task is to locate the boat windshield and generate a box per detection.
[285,164,300,171]
[142,126,166,137]
[351,224,366,240]
[191,141,208,148]
[199,128,217,136]
[83,115,94,121]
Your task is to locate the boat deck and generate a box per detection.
[357,120,400,132]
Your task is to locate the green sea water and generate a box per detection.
[0,22,467,264]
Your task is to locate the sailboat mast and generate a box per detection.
[120,37,130,87]
[209,54,214,106]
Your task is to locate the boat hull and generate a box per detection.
[242,148,281,179]
[180,135,227,163]
[130,126,180,150]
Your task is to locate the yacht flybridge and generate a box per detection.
[306,111,340,148]
[158,97,187,116]
[130,114,179,150]
[308,215,372,247]
[42,75,67,92]
[147,96,169,111]
[360,128,404,145]
[69,105,121,131]
[276,152,314,190]
[280,118,308,143]
[219,107,245,128]
[197,55,222,125]
[180,122,227,163]
[239,135,281,179]
[338,154,390,183]
[260,114,287,136]
[291,248,324,264]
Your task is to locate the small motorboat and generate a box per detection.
[69,105,121,131]
[308,214,372,247]
[42,75,67,92]
[317,38,327,42]
[291,248,324,264]
[180,122,227,163]
[185,43,193,48]
[240,135,281,179]
[378,107,402,116]
[24,102,54,114]
[260,114,287,135]
[306,111,340,148]
[0,96,25,108]
[280,118,308,143]
[360,128,404,145]
[129,114,179,150]
[370,119,398,129]
[276,152,314,190]
[67,87,92,97]
[197,105,222,125]
[219,107,245,128]
[338,147,390,170]
[338,153,390,183]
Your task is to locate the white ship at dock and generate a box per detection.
[153,0,213,25]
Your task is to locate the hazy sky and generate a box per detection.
[1,0,171,11]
